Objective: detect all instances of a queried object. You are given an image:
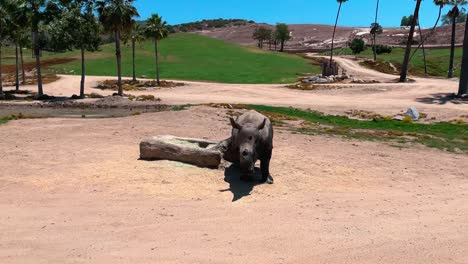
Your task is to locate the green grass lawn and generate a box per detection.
[0,33,319,84]
[325,47,463,78]
[246,105,468,153]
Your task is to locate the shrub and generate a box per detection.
[372,45,392,54]
[348,38,366,54]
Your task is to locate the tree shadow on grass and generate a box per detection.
[219,163,262,202]
[416,93,468,105]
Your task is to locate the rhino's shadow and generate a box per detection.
[220,164,261,202]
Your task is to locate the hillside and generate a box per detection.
[46,33,320,84]
[196,22,466,51]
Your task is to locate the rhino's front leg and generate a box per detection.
[260,150,273,184]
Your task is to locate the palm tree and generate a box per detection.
[144,14,169,86]
[372,0,380,61]
[409,0,448,62]
[124,23,146,82]
[27,0,46,96]
[447,0,467,78]
[0,0,6,96]
[370,23,383,61]
[7,0,29,91]
[97,0,139,96]
[329,0,349,64]
[399,0,423,82]
[458,13,468,95]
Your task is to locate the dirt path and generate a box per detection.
[3,55,466,121]
[0,106,467,263]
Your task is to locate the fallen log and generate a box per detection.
[140,135,224,168]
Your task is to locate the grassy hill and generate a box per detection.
[326,47,463,78]
[1,33,318,84]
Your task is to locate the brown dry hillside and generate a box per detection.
[196,23,466,51]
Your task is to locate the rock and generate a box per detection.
[393,115,405,121]
[140,135,222,168]
[406,106,420,121]
[316,78,329,84]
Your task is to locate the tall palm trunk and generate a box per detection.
[330,2,343,64]
[132,39,136,82]
[115,30,123,96]
[417,21,428,76]
[448,7,458,79]
[399,0,422,82]
[457,17,468,96]
[154,39,160,85]
[33,31,43,96]
[373,0,380,61]
[0,44,3,96]
[410,5,443,61]
[80,46,85,98]
[15,43,19,91]
[20,44,25,84]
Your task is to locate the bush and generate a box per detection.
[348,38,366,54]
[372,45,392,54]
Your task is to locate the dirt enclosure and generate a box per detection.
[0,105,467,263]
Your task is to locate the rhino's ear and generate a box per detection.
[258,118,267,130]
[230,117,243,130]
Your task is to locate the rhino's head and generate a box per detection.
[230,117,267,176]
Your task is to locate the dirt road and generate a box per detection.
[0,106,467,263]
[3,55,466,121]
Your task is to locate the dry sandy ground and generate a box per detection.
[3,55,467,121]
[0,106,467,263]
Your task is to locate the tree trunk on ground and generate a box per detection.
[155,39,160,85]
[457,18,468,96]
[280,40,284,52]
[15,43,19,91]
[330,2,343,64]
[0,45,3,96]
[20,44,25,84]
[410,5,443,61]
[132,39,136,82]
[448,12,457,78]
[417,21,428,76]
[274,41,277,51]
[373,0,380,61]
[115,30,123,96]
[372,34,376,61]
[399,0,422,82]
[80,46,85,98]
[33,31,43,96]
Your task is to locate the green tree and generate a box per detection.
[6,0,30,91]
[97,0,139,96]
[458,12,468,95]
[400,0,423,82]
[275,23,291,52]
[27,0,48,97]
[348,38,366,54]
[48,1,101,98]
[330,0,349,64]
[370,23,383,61]
[144,14,169,85]
[253,26,271,49]
[442,7,467,24]
[123,24,146,82]
[401,16,409,26]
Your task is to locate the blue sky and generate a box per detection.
[134,0,455,28]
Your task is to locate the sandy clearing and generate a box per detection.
[0,106,467,263]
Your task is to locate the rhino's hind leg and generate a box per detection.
[260,150,273,184]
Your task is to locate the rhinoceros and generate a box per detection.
[220,110,274,184]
